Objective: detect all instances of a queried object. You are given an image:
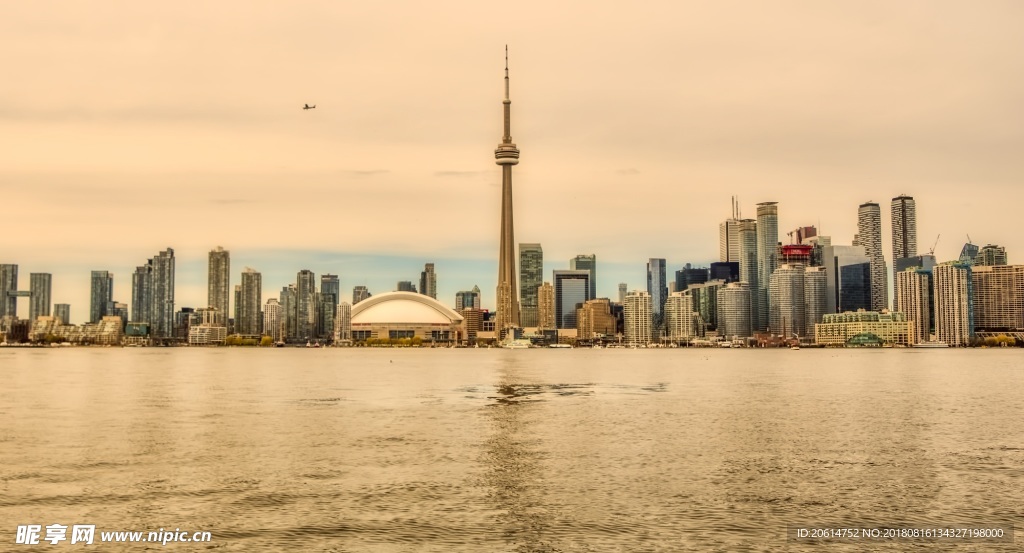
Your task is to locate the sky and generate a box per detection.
[3,1,1023,322]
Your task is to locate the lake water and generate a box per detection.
[1,348,1021,552]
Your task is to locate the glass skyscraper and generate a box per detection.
[553,270,589,330]
[569,254,596,300]
[756,202,778,332]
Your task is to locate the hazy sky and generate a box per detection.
[3,1,1023,321]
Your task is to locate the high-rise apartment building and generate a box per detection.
[971,265,1024,331]
[296,270,317,341]
[975,245,1007,267]
[131,265,152,325]
[0,264,16,318]
[896,268,932,344]
[891,195,917,261]
[519,244,543,327]
[335,302,353,343]
[263,298,282,342]
[769,264,805,339]
[623,290,652,346]
[281,284,297,340]
[687,280,726,332]
[803,266,828,337]
[419,263,437,299]
[755,202,779,331]
[857,202,888,311]
[237,268,262,335]
[933,262,974,346]
[647,258,668,333]
[576,298,616,340]
[553,270,590,330]
[208,246,230,316]
[570,254,597,300]
[90,270,114,323]
[664,292,695,342]
[352,286,371,305]
[29,273,51,321]
[537,282,555,330]
[148,249,175,339]
[738,219,759,328]
[320,274,340,339]
[54,304,70,325]
[716,283,751,339]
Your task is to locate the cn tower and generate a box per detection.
[494,46,520,332]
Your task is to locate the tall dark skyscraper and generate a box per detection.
[891,195,917,261]
[149,249,176,338]
[90,270,113,323]
[0,264,16,318]
[494,47,521,333]
[131,264,152,325]
[28,273,51,321]
[296,270,317,341]
[352,285,371,305]
[570,254,597,300]
[419,263,436,300]
[237,268,262,335]
[519,244,543,327]
[647,258,668,332]
[320,274,340,339]
[208,246,230,317]
[857,202,888,311]
[553,270,590,330]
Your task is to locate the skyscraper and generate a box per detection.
[738,219,759,329]
[803,266,828,338]
[263,298,282,342]
[237,268,262,335]
[975,245,1007,266]
[756,202,778,331]
[456,288,481,311]
[891,195,917,261]
[857,202,888,311]
[896,268,931,344]
[208,246,230,316]
[664,292,695,342]
[29,273,51,321]
[494,47,521,332]
[149,249,175,339]
[933,261,974,346]
[320,274,340,339]
[647,258,668,333]
[553,270,590,330]
[131,264,152,325]
[419,263,437,299]
[716,283,752,339]
[90,270,113,323]
[0,264,16,318]
[54,304,70,325]
[675,264,709,292]
[617,283,627,305]
[352,286,371,305]
[335,302,352,343]
[281,284,297,340]
[769,264,805,339]
[519,243,543,327]
[624,290,653,346]
[971,265,1024,331]
[296,270,317,341]
[397,281,417,292]
[537,282,555,330]
[570,254,597,300]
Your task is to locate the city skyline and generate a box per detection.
[3,2,1023,320]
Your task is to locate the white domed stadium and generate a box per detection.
[350,291,464,344]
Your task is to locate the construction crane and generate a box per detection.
[929,234,940,256]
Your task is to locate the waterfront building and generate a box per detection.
[716,283,751,339]
[131,264,152,325]
[647,258,668,334]
[769,264,805,339]
[537,282,555,330]
[29,273,51,321]
[352,285,371,305]
[896,267,932,344]
[519,244,543,327]
[737,218,759,328]
[553,270,590,330]
[755,202,779,331]
[208,247,230,318]
[494,47,522,332]
[570,254,597,301]
[856,202,888,311]
[237,268,262,335]
[0,264,16,318]
[350,292,463,343]
[320,274,340,339]
[188,323,228,346]
[147,249,175,339]
[54,304,70,325]
[296,270,317,342]
[458,307,483,342]
[335,302,352,343]
[89,270,114,323]
[971,265,1024,332]
[419,263,437,299]
[664,292,694,342]
[576,298,616,340]
[675,264,709,292]
[803,266,828,337]
[263,298,282,342]
[281,285,297,340]
[975,245,1008,267]
[624,290,653,346]
[933,261,974,346]
[891,195,918,261]
[814,310,914,346]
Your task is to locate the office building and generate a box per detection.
[716,283,751,339]
[975,245,1007,267]
[896,268,932,344]
[90,270,114,323]
[647,258,668,333]
[538,282,555,329]
[29,273,51,321]
[208,246,230,316]
[494,48,522,332]
[519,244,543,327]
[456,287,482,311]
[54,304,70,326]
[891,195,917,261]
[971,265,1024,332]
[756,202,779,331]
[419,263,437,299]
[933,261,974,346]
[353,285,371,305]
[570,254,597,300]
[675,264,709,292]
[624,290,653,346]
[553,270,590,330]
[856,202,888,311]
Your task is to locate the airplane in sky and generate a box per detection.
[303,104,316,110]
